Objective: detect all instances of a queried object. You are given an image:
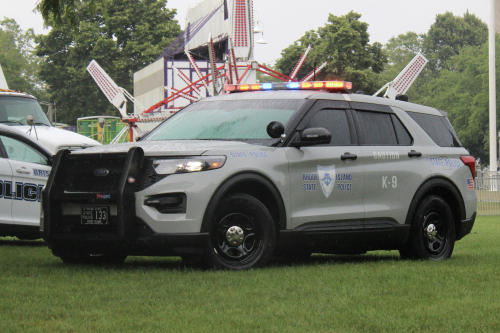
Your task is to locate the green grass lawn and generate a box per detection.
[1,216,499,332]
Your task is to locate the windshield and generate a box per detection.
[0,96,51,126]
[146,99,305,145]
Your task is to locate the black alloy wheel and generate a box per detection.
[203,193,276,270]
[400,195,456,260]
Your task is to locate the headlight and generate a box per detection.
[152,156,226,175]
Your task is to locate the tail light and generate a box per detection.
[460,156,476,180]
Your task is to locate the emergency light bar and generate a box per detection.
[224,81,352,93]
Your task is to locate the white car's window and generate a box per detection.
[0,97,51,126]
[0,135,48,165]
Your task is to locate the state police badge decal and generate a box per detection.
[317,165,336,198]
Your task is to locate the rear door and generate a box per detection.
[351,103,430,239]
[286,100,364,231]
[0,135,51,227]
[0,140,13,225]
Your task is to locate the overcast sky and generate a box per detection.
[0,0,490,64]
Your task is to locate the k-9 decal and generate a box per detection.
[382,176,398,188]
[0,180,45,202]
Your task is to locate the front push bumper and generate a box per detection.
[42,147,208,256]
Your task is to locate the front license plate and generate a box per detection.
[81,207,109,225]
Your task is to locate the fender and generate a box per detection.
[200,172,287,232]
[405,176,466,225]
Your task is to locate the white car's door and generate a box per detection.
[0,135,51,227]
[0,155,13,225]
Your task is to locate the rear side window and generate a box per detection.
[407,112,462,147]
[391,114,412,145]
[355,111,397,145]
[305,109,351,145]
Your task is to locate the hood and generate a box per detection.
[13,125,100,152]
[71,140,254,156]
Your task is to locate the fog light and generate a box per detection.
[143,194,186,214]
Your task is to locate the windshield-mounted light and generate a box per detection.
[152,156,227,175]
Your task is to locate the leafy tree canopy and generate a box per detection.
[423,11,488,71]
[275,11,387,94]
[0,18,46,97]
[36,0,108,27]
[35,0,181,124]
[414,40,499,163]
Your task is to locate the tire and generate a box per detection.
[400,195,456,260]
[55,250,127,264]
[202,193,276,270]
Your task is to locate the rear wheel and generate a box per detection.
[202,193,276,270]
[400,195,455,260]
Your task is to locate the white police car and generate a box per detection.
[0,89,99,152]
[0,124,52,239]
[42,81,477,269]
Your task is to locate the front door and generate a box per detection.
[0,157,13,225]
[286,101,364,232]
[0,135,50,226]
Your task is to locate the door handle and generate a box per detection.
[341,153,358,161]
[408,150,422,158]
[16,167,31,174]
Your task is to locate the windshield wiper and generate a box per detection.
[33,122,50,126]
[0,120,25,125]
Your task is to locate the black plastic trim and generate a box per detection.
[404,177,466,225]
[349,102,394,113]
[457,211,476,240]
[201,172,287,232]
[277,219,410,251]
[0,223,40,238]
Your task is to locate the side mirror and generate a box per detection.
[290,127,331,147]
[266,121,285,139]
[26,114,35,126]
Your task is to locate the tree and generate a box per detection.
[36,0,181,124]
[415,40,500,163]
[275,11,387,94]
[0,18,46,97]
[379,32,425,84]
[37,0,108,27]
[423,11,488,71]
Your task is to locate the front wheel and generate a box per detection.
[400,195,455,260]
[202,193,276,270]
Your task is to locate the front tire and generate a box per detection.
[202,193,276,270]
[400,195,455,260]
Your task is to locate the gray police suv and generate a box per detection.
[41,81,477,269]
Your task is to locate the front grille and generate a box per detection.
[63,155,166,193]
[64,155,126,192]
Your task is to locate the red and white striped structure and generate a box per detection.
[301,62,328,82]
[87,60,128,117]
[289,44,311,81]
[375,52,428,100]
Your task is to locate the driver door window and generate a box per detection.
[0,135,48,165]
[304,109,352,146]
